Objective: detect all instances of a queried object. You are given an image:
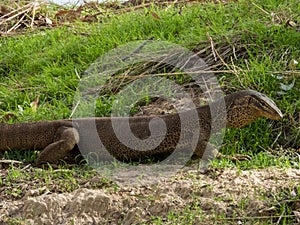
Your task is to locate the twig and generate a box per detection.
[251,2,270,15]
[113,70,233,79]
[216,214,296,221]
[206,32,237,76]
[230,57,245,87]
[7,11,26,33]
[69,100,80,118]
[270,71,300,77]
[117,0,196,14]
[75,68,81,79]
[0,4,32,25]
[122,39,153,62]
[271,131,281,148]
[0,2,32,19]
[30,0,39,28]
[276,208,285,225]
[206,32,217,61]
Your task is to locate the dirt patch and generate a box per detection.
[1,167,300,224]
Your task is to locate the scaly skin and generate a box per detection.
[0,90,283,167]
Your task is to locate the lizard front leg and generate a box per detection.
[36,126,80,168]
[189,140,218,173]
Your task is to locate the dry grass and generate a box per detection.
[0,0,240,36]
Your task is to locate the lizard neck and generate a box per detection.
[225,105,261,128]
[193,92,265,129]
[224,93,262,128]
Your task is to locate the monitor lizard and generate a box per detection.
[0,90,283,167]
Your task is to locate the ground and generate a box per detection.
[1,165,300,224]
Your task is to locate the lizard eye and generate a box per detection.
[259,100,270,109]
[250,97,266,109]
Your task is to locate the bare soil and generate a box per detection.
[1,166,300,224]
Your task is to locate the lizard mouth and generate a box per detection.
[255,92,283,121]
[263,104,283,120]
[267,101,283,120]
[270,112,283,120]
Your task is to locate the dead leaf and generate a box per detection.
[17,105,24,114]
[0,5,10,16]
[286,20,297,28]
[288,59,299,70]
[151,12,160,20]
[293,210,300,223]
[2,113,17,121]
[55,6,83,22]
[30,96,39,112]
[81,14,98,22]
[45,17,52,25]
[280,79,295,91]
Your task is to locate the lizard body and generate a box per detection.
[0,90,283,166]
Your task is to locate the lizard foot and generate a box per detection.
[184,158,212,174]
[36,126,80,167]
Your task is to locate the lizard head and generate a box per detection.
[225,90,283,128]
